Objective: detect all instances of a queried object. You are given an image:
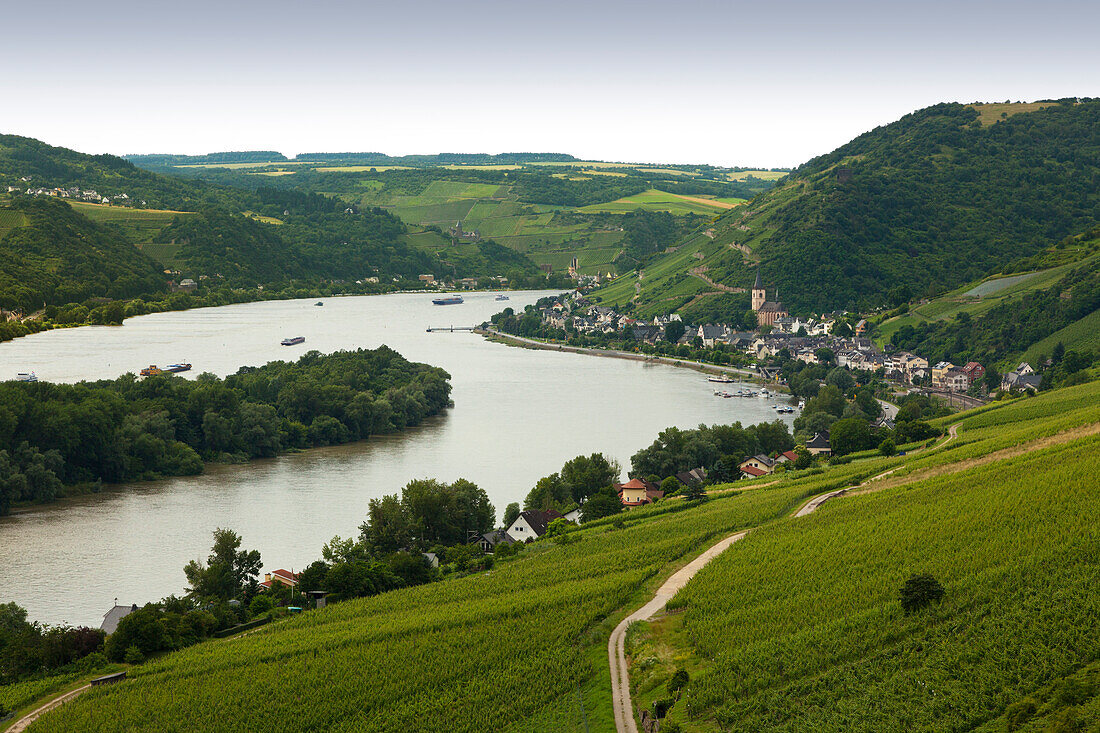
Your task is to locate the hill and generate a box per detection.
[594,99,1100,315]
[0,197,165,312]
[24,378,1100,732]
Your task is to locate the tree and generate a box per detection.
[664,320,685,344]
[829,418,875,456]
[502,502,521,528]
[660,476,681,497]
[792,445,813,469]
[899,573,945,614]
[580,485,623,522]
[879,437,897,456]
[183,528,262,602]
[683,480,706,502]
[560,453,621,503]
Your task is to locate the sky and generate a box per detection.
[3,0,1099,167]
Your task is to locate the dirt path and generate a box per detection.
[609,531,750,733]
[609,421,970,731]
[689,267,739,293]
[5,685,90,733]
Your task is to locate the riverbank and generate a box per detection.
[481,327,771,384]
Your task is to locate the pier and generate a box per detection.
[425,326,478,333]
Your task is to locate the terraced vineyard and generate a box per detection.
[18,379,1100,732]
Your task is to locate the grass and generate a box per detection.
[1021,308,1100,364]
[64,201,192,246]
[578,189,735,215]
[968,102,1057,127]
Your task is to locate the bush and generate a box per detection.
[123,645,145,665]
[668,667,690,695]
[1004,698,1037,731]
[652,697,676,719]
[899,573,945,614]
[879,438,897,456]
[249,594,275,617]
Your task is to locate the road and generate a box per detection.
[608,421,962,732]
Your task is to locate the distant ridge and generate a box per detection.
[126,151,579,167]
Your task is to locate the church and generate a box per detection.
[751,270,788,327]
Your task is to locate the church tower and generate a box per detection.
[751,269,766,311]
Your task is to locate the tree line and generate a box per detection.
[0,347,451,515]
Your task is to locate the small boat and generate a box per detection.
[314,301,324,307]
[16,372,37,382]
[432,295,464,306]
[707,376,735,384]
[165,363,192,373]
[281,336,306,346]
[140,365,164,377]
[495,294,510,301]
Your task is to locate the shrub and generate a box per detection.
[899,573,945,614]
[123,645,145,665]
[1003,697,1037,730]
[879,438,897,456]
[652,697,676,719]
[668,667,690,695]
[249,594,275,617]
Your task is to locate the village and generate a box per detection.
[511,270,1027,397]
[7,177,141,206]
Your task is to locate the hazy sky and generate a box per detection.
[4,0,1098,166]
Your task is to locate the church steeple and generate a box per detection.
[752,269,766,311]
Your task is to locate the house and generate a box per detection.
[1016,362,1035,375]
[418,274,436,284]
[177,278,197,292]
[740,465,769,479]
[563,507,583,524]
[806,432,832,456]
[931,361,956,387]
[505,509,563,541]
[101,602,138,634]
[472,528,515,553]
[961,362,986,385]
[614,478,663,507]
[1002,370,1042,392]
[739,454,777,475]
[855,319,868,336]
[944,369,971,393]
[775,450,800,464]
[261,569,299,589]
[674,467,707,487]
[423,552,440,568]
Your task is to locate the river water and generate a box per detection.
[0,291,794,626]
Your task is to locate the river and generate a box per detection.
[0,291,795,626]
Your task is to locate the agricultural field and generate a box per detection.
[65,201,191,247]
[578,189,741,215]
[0,208,29,239]
[875,251,1100,344]
[969,101,1057,126]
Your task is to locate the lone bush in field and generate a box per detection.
[1003,698,1037,730]
[899,573,945,614]
[668,667,690,695]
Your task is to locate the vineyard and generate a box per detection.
[15,380,1100,732]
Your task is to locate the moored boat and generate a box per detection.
[707,376,735,383]
[281,336,306,346]
[140,365,164,377]
[165,363,192,373]
[16,372,37,382]
[432,295,464,306]
[495,294,510,301]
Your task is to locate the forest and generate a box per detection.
[0,347,451,515]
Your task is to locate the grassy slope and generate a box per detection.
[24,378,1100,732]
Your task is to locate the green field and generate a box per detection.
[0,208,29,239]
[23,379,1100,732]
[578,189,738,215]
[876,252,1100,344]
[65,201,191,246]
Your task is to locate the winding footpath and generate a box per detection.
[608,421,962,732]
[5,684,90,733]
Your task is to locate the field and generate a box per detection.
[578,189,742,215]
[15,376,1100,732]
[969,102,1058,127]
[875,252,1100,345]
[64,201,191,247]
[0,208,29,239]
[362,179,628,275]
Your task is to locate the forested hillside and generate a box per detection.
[597,99,1100,314]
[0,197,165,311]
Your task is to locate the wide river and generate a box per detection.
[0,291,794,626]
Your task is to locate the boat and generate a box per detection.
[16,372,37,382]
[281,336,306,346]
[707,376,735,384]
[314,301,324,307]
[495,294,510,301]
[165,363,192,373]
[432,295,464,306]
[140,365,164,377]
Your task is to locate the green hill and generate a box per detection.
[595,99,1100,315]
[0,197,166,311]
[26,379,1100,732]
